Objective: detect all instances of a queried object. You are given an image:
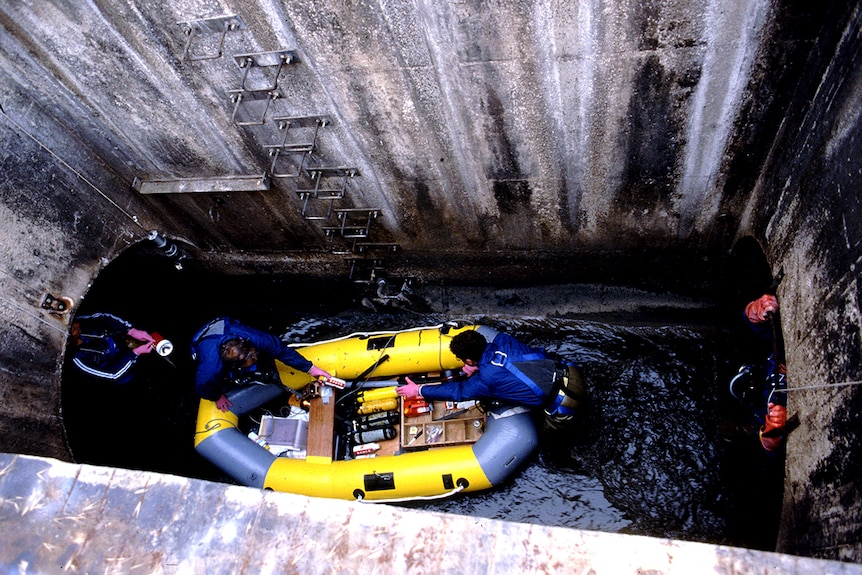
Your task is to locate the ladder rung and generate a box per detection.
[322,228,370,239]
[305,167,361,178]
[346,258,386,272]
[228,89,281,126]
[264,143,315,154]
[343,255,386,263]
[335,208,378,215]
[355,242,398,252]
[272,115,333,129]
[322,226,371,232]
[296,189,345,199]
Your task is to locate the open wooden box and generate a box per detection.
[400,399,486,449]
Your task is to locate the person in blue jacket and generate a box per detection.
[68,312,172,384]
[191,317,331,412]
[397,329,558,407]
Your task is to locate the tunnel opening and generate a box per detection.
[59,241,361,481]
[60,237,786,550]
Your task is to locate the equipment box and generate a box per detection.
[400,399,485,449]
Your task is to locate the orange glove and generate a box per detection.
[746,294,779,324]
[759,403,787,451]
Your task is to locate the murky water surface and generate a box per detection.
[284,314,781,548]
[62,258,784,551]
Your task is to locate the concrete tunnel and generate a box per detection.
[0,0,861,572]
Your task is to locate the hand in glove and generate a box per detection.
[308,365,332,379]
[215,394,233,412]
[396,376,421,398]
[759,403,787,451]
[462,363,479,377]
[127,328,156,355]
[745,294,779,324]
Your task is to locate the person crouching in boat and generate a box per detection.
[191,317,331,412]
[396,328,585,430]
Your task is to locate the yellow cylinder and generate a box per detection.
[357,398,399,414]
[355,386,398,403]
[276,324,480,389]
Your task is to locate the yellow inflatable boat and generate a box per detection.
[194,323,540,501]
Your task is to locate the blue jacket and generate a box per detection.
[420,333,554,407]
[191,317,313,400]
[71,313,138,384]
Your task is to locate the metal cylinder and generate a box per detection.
[351,426,396,445]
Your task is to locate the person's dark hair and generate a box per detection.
[449,330,488,362]
[220,338,247,365]
[220,338,241,355]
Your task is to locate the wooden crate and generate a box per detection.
[400,399,485,449]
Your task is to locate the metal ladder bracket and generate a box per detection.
[265,115,333,178]
[233,50,299,92]
[178,15,245,62]
[323,208,379,239]
[303,167,360,179]
[296,190,337,220]
[331,240,398,257]
[273,115,332,131]
[295,167,359,219]
[355,242,399,254]
[344,257,386,283]
[228,89,281,126]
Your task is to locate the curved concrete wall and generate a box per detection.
[0,0,859,562]
[748,5,862,561]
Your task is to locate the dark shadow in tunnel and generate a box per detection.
[712,235,787,551]
[59,236,788,551]
[721,236,777,321]
[59,240,358,481]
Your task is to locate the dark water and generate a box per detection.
[60,248,784,551]
[403,318,783,548]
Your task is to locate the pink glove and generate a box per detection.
[396,376,421,398]
[462,363,479,377]
[127,328,156,355]
[745,294,779,324]
[215,394,233,412]
[308,365,332,379]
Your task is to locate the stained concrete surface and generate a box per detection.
[0,0,861,565]
[0,0,829,256]
[0,453,858,575]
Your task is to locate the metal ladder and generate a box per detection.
[174,14,401,284]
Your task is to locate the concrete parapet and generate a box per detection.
[0,453,858,575]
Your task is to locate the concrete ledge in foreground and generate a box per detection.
[0,453,858,574]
